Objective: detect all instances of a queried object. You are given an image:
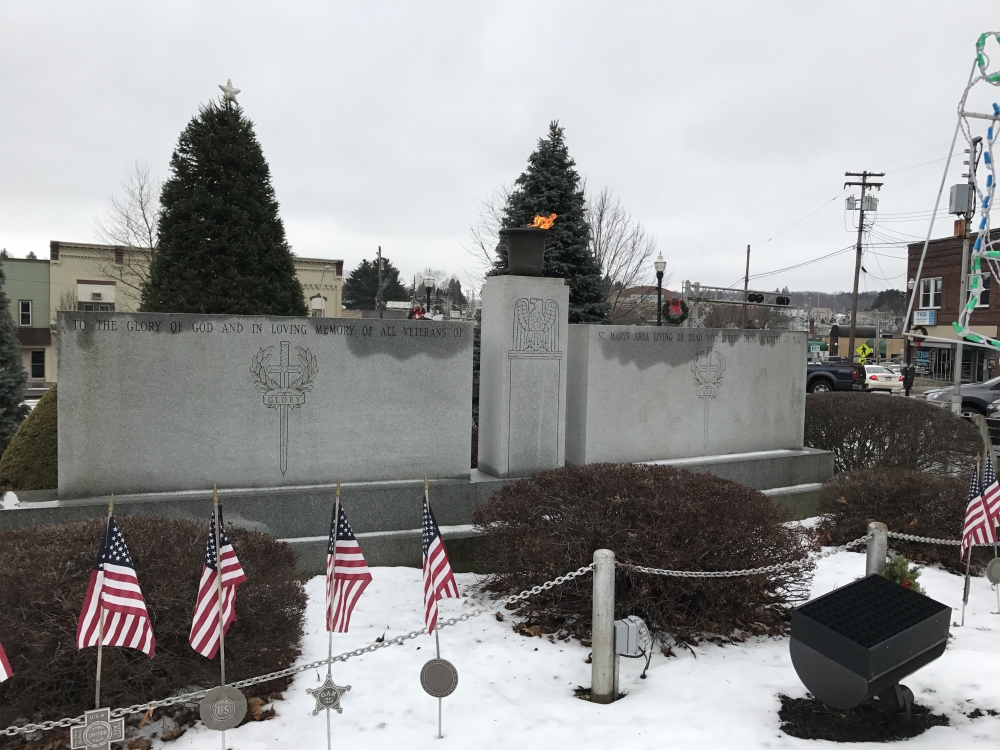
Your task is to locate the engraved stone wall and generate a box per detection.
[57,312,473,497]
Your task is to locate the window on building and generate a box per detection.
[977,274,991,307]
[30,350,44,379]
[114,248,124,265]
[18,300,30,327]
[920,277,942,309]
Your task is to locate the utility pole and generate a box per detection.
[844,171,884,364]
[742,244,750,328]
[953,137,983,415]
[376,246,384,319]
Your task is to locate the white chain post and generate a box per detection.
[591,549,616,705]
[866,522,888,576]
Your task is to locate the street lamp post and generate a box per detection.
[654,253,666,326]
[424,275,435,318]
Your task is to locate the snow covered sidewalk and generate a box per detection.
[164,547,1000,749]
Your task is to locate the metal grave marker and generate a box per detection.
[199,685,248,731]
[70,709,125,750]
[307,674,351,715]
[420,658,459,698]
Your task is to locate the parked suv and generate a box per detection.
[924,376,1000,415]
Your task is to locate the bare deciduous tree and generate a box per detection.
[92,160,159,309]
[698,302,793,330]
[57,290,78,312]
[463,184,512,287]
[586,185,663,323]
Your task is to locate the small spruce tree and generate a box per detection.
[142,96,306,315]
[0,261,29,454]
[342,257,409,310]
[492,121,608,323]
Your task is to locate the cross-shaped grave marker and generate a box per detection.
[69,709,125,750]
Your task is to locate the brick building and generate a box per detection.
[906,225,997,381]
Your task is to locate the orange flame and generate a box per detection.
[529,213,557,230]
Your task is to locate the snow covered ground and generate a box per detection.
[163,545,1000,750]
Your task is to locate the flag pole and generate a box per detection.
[962,543,973,627]
[213,486,227,750]
[425,476,443,740]
[95,494,113,709]
[326,481,341,750]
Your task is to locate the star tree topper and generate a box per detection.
[307,674,351,715]
[219,79,241,101]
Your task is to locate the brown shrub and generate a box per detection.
[815,468,986,575]
[473,463,814,640]
[804,393,980,475]
[0,515,306,727]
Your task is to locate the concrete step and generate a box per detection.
[644,447,833,492]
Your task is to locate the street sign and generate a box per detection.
[855,343,873,364]
[809,343,821,353]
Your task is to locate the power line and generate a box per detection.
[745,244,855,281]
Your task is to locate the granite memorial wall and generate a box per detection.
[57,312,473,497]
[565,326,807,465]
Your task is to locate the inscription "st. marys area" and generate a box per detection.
[596,330,793,345]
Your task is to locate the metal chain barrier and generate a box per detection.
[0,563,594,738]
[618,534,872,579]
[886,531,963,546]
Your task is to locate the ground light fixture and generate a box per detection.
[789,574,950,721]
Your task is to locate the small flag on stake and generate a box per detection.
[326,503,372,632]
[189,506,247,658]
[421,485,459,633]
[962,470,996,558]
[75,517,155,657]
[0,641,12,682]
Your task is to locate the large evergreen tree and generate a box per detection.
[0,261,29,454]
[492,121,608,323]
[342,257,409,309]
[142,96,306,315]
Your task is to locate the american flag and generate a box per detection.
[75,518,155,657]
[189,507,247,658]
[326,503,372,632]
[982,456,1000,529]
[0,641,11,683]
[962,470,997,558]
[421,496,459,632]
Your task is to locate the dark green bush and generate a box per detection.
[0,515,306,726]
[0,384,57,490]
[804,393,980,475]
[473,463,813,640]
[815,467,984,575]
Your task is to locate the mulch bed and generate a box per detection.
[778,694,949,742]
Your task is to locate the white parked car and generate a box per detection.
[864,365,904,394]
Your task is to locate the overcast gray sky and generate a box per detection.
[2,1,998,296]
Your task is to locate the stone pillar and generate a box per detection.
[477,275,569,478]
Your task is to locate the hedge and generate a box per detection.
[804,393,980,475]
[0,515,306,726]
[0,384,57,490]
[473,463,813,640]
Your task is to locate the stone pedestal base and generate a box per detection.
[477,276,569,478]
